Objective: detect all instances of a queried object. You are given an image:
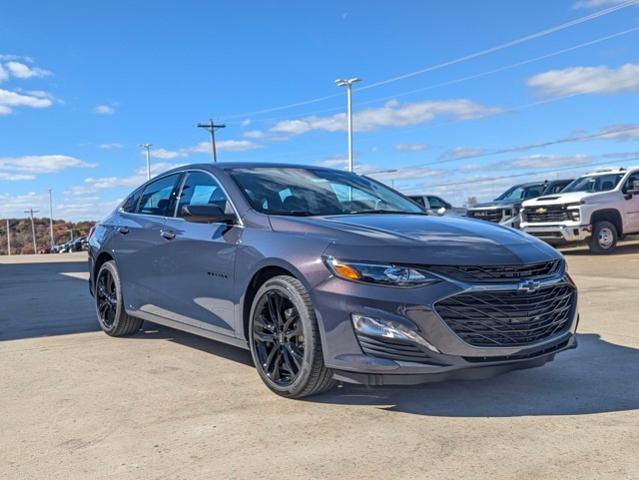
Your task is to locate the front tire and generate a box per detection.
[95,260,143,336]
[248,275,335,398]
[589,221,618,254]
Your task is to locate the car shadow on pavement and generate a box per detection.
[132,325,254,367]
[561,241,639,256]
[309,333,639,417]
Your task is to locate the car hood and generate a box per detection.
[269,214,560,266]
[468,199,519,210]
[522,191,600,206]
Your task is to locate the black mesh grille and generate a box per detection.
[435,284,576,347]
[523,205,570,223]
[426,260,561,283]
[467,209,503,223]
[356,334,444,365]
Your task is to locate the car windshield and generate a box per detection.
[228,167,424,216]
[496,184,544,201]
[562,173,624,193]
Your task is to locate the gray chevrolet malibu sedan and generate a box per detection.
[88,163,579,398]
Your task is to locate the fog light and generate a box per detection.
[351,314,439,353]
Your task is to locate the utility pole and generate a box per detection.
[5,219,10,256]
[197,119,226,163]
[48,189,54,250]
[24,208,39,255]
[335,77,361,172]
[139,143,152,180]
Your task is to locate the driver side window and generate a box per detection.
[623,173,639,193]
[177,171,232,217]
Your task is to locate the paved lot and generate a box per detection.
[2,247,639,479]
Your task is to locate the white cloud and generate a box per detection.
[270,99,501,136]
[0,88,54,114]
[528,63,639,96]
[0,154,96,174]
[5,61,51,79]
[241,118,252,127]
[0,64,7,82]
[98,143,124,149]
[510,154,593,169]
[94,104,115,114]
[394,143,429,152]
[243,130,265,139]
[150,139,261,159]
[439,146,489,161]
[571,0,626,9]
[596,124,639,141]
[0,172,35,181]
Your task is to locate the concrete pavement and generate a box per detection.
[1,248,638,479]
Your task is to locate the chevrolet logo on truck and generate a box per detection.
[535,207,548,214]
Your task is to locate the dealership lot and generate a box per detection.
[1,248,639,479]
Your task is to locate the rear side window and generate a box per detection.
[409,196,426,207]
[428,196,446,209]
[122,189,142,213]
[138,174,181,216]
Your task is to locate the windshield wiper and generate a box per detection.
[348,209,425,215]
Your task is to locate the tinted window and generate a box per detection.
[563,174,624,193]
[228,167,423,216]
[544,181,570,194]
[623,172,639,193]
[122,189,142,213]
[408,196,426,207]
[138,174,181,216]
[496,184,544,201]
[177,171,232,217]
[428,196,446,209]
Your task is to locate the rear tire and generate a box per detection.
[589,221,618,254]
[95,260,143,336]
[248,275,335,398]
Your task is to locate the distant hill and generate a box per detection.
[0,218,95,255]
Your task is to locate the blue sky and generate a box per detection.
[1,0,639,220]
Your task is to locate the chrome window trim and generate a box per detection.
[117,169,244,226]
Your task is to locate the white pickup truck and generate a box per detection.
[520,167,639,253]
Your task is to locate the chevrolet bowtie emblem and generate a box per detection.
[535,207,548,214]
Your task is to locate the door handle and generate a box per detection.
[118,226,130,235]
[161,230,176,240]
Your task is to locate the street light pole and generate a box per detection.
[139,144,152,180]
[197,119,226,163]
[48,189,54,250]
[335,77,361,172]
[5,218,10,256]
[24,208,39,254]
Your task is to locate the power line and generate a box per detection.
[219,0,638,120]
[358,0,639,91]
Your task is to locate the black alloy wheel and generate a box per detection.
[248,275,335,398]
[96,267,118,328]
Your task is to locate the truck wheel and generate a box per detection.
[589,221,618,254]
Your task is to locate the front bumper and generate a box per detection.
[522,224,591,244]
[311,272,579,385]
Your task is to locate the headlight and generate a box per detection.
[325,257,439,287]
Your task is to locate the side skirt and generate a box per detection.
[129,309,250,350]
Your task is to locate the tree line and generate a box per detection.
[0,218,95,255]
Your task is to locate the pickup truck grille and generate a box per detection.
[523,205,570,223]
[435,284,576,347]
[466,209,503,223]
[426,260,561,283]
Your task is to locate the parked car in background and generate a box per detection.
[88,163,578,398]
[466,179,573,228]
[521,167,639,253]
[407,194,467,216]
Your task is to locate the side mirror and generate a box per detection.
[436,207,446,216]
[181,204,236,224]
[627,180,639,196]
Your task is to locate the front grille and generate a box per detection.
[426,260,561,283]
[435,284,576,347]
[467,209,503,223]
[523,205,570,223]
[356,334,445,365]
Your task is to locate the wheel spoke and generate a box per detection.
[270,350,282,381]
[254,331,276,343]
[285,344,303,369]
[263,345,279,372]
[266,293,279,326]
[281,347,297,375]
